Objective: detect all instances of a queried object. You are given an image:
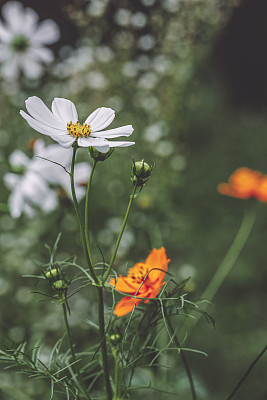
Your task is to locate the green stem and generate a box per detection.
[96,286,112,400]
[85,160,97,268]
[112,347,119,400]
[164,307,197,400]
[103,181,138,284]
[70,146,99,284]
[201,202,257,302]
[183,202,257,340]
[62,301,91,400]
[225,345,267,400]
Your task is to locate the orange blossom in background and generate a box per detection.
[110,247,170,317]
[217,167,267,202]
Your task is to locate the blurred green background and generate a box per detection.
[0,0,266,399]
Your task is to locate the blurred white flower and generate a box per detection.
[122,61,139,78]
[137,72,158,90]
[4,139,91,218]
[131,12,147,29]
[4,169,58,218]
[144,122,167,143]
[87,0,108,18]
[114,9,131,27]
[54,46,94,78]
[0,1,60,80]
[138,34,156,51]
[140,0,156,6]
[86,71,107,89]
[20,96,135,153]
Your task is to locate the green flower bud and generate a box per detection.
[53,280,68,291]
[45,268,60,280]
[131,160,153,186]
[89,147,114,161]
[109,333,121,344]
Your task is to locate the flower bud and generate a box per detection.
[89,147,114,162]
[45,268,60,280]
[131,160,153,186]
[109,333,121,344]
[53,280,68,291]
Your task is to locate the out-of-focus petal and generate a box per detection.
[32,19,60,45]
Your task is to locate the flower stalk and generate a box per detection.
[163,304,197,400]
[201,201,257,302]
[96,286,113,400]
[70,146,99,284]
[62,300,91,400]
[103,180,138,284]
[84,159,98,268]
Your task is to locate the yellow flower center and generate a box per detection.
[67,120,92,138]
[129,263,149,285]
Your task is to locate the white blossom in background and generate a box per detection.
[20,96,134,153]
[0,1,60,80]
[4,140,91,218]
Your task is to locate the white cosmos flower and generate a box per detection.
[4,139,91,218]
[0,1,60,80]
[20,96,135,153]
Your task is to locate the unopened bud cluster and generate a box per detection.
[131,160,152,187]
[43,265,68,292]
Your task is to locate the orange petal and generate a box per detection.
[218,168,262,199]
[145,247,170,284]
[114,296,143,317]
[256,175,267,202]
[109,275,140,293]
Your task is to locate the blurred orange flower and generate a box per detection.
[217,167,267,202]
[110,247,170,317]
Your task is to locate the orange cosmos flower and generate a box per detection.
[217,167,267,202]
[109,247,170,317]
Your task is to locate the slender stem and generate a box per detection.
[70,147,99,284]
[103,181,138,284]
[112,347,120,400]
[183,202,257,340]
[85,160,97,267]
[201,202,257,302]
[96,286,112,400]
[164,307,197,400]
[62,301,91,400]
[225,345,267,400]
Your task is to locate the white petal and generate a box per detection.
[2,2,25,34]
[93,144,110,153]
[22,7,39,35]
[9,150,29,168]
[20,110,75,148]
[24,96,67,129]
[8,185,23,218]
[4,173,20,190]
[27,46,54,63]
[51,98,78,123]
[1,54,20,79]
[85,107,115,131]
[0,22,13,43]
[77,136,109,148]
[92,125,134,138]
[32,19,60,45]
[20,56,43,79]
[107,141,135,148]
